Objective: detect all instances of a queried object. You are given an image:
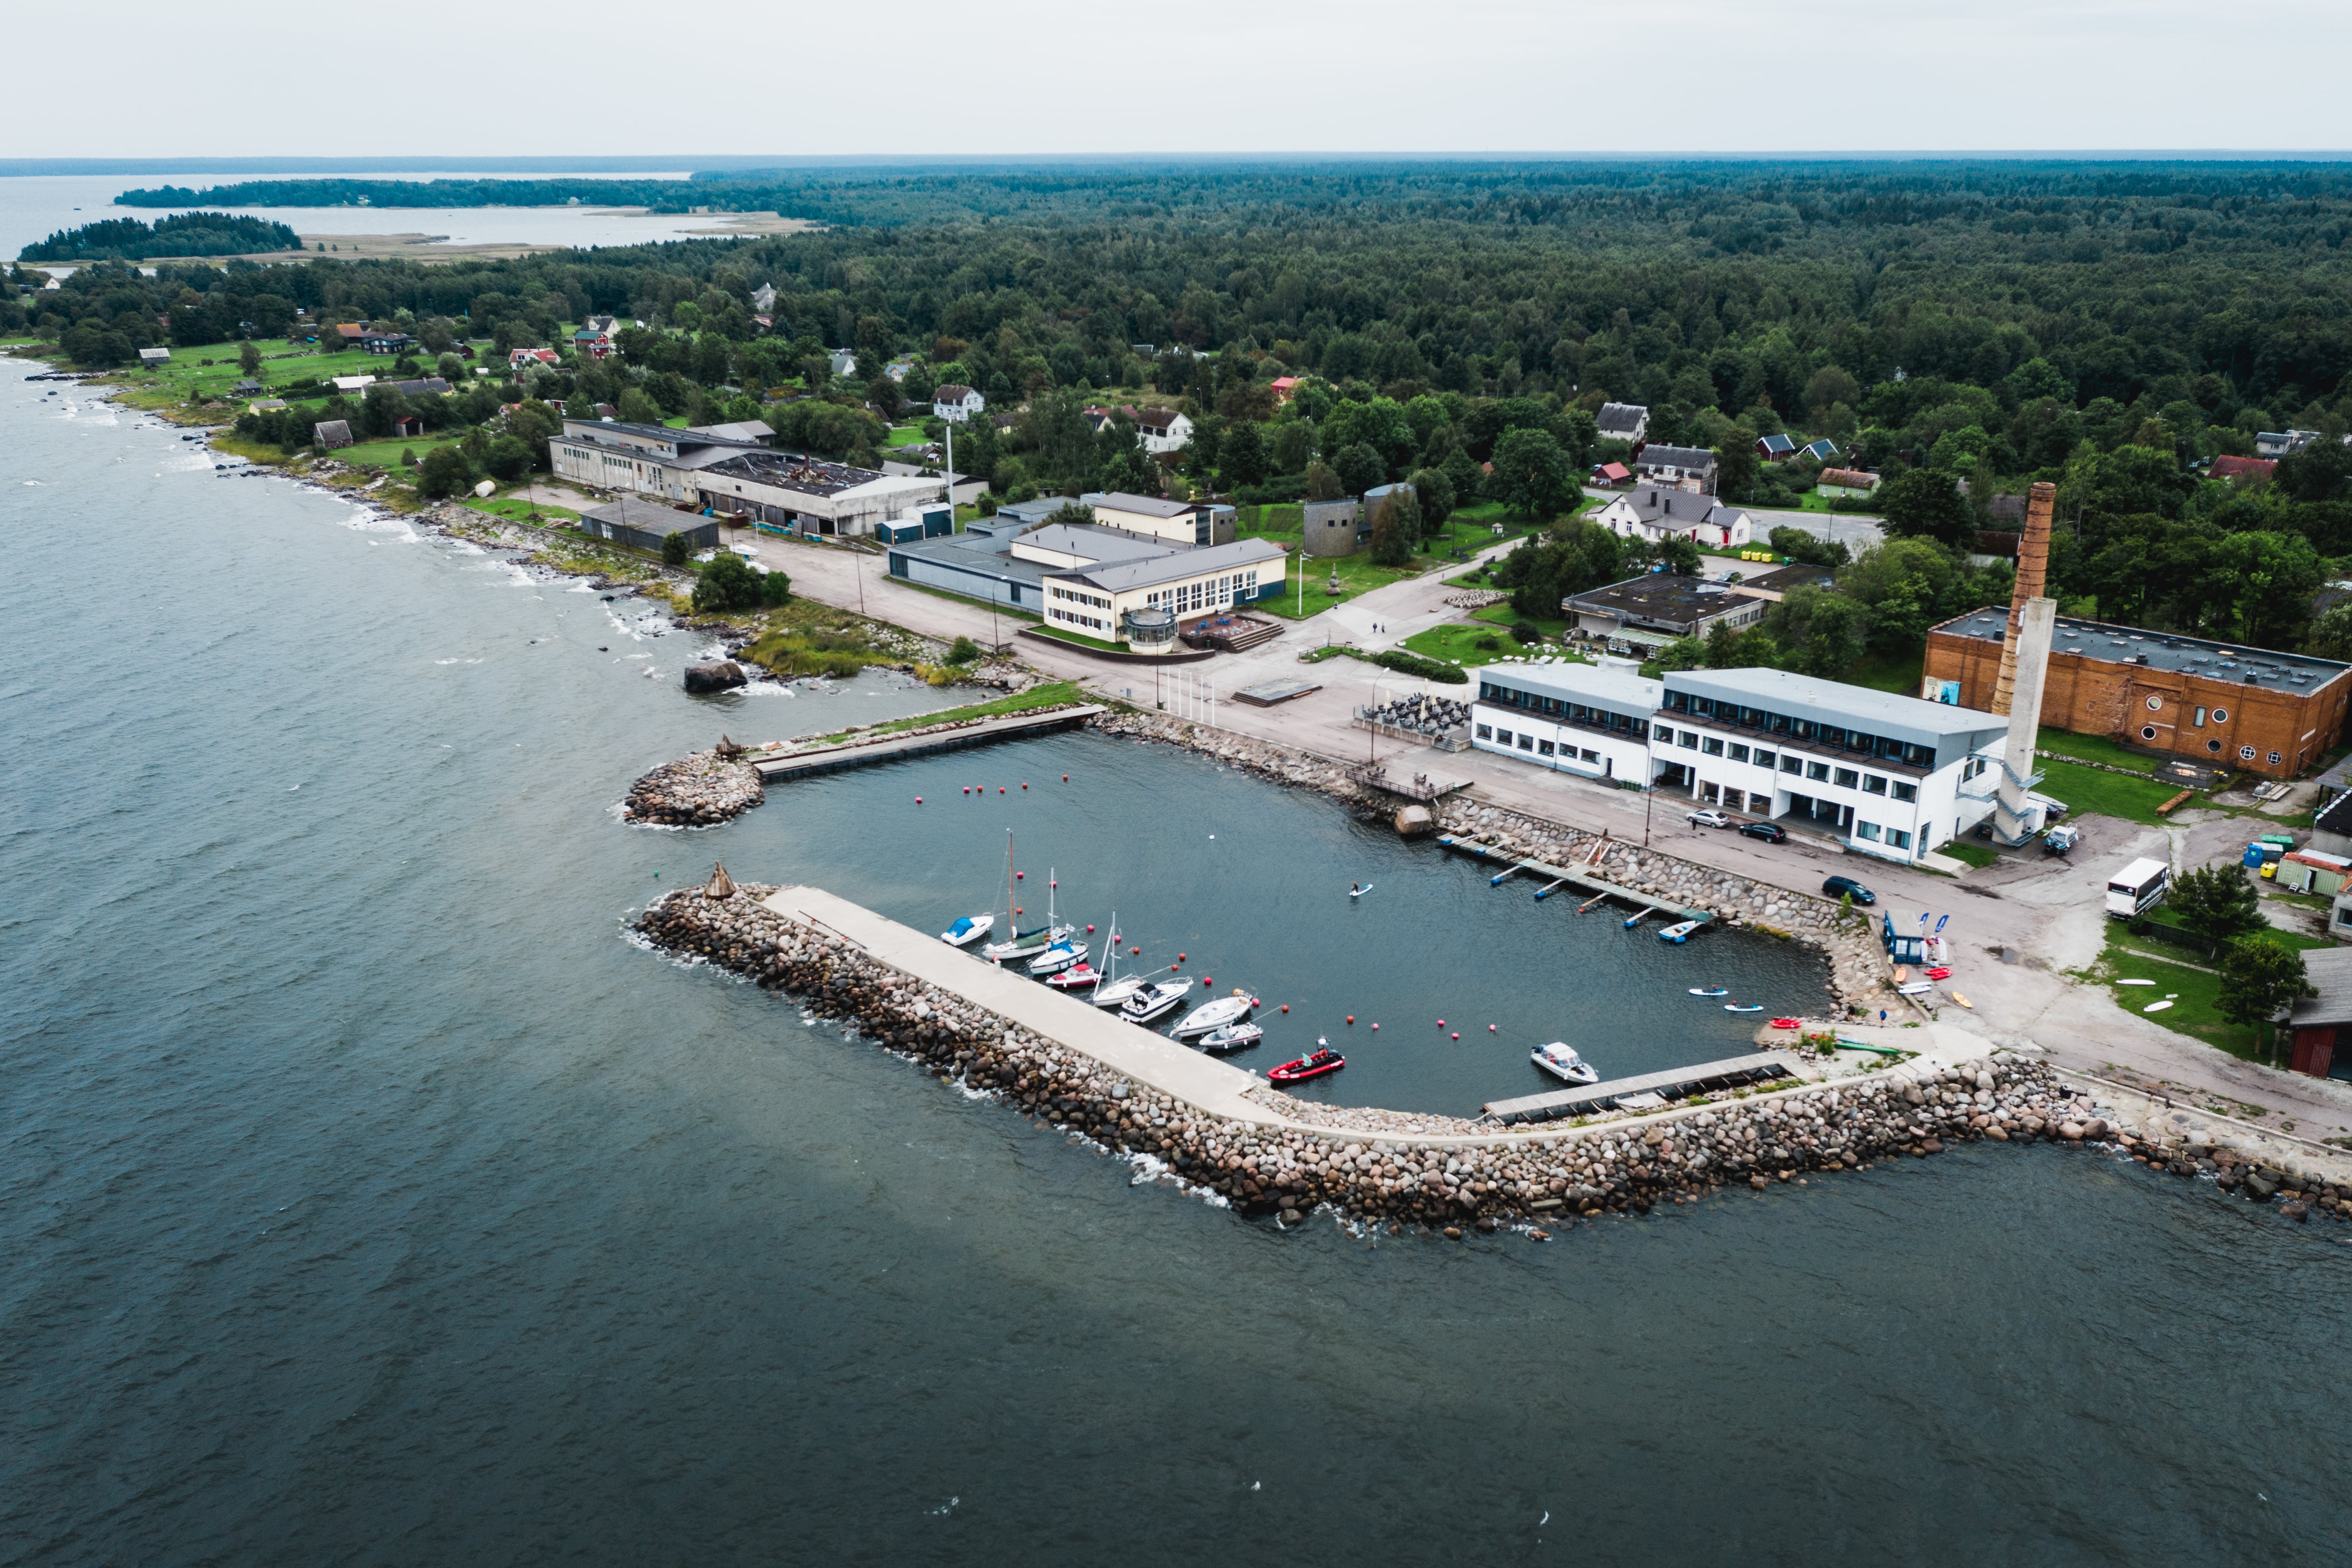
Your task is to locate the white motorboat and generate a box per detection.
[1120,977,1194,1024]
[1656,919,1703,944]
[1028,938,1084,975]
[1531,1042,1600,1084]
[1196,1021,1263,1054]
[940,912,993,948]
[1171,992,1256,1038]
[1044,958,1102,991]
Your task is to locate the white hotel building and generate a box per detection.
[1471,663,2009,864]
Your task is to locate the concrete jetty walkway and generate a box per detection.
[751,704,1106,783]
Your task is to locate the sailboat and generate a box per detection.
[1090,918,1150,1009]
[980,842,1073,963]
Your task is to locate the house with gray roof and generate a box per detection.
[1596,402,1649,442]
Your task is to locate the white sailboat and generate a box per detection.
[981,845,1073,963]
[1090,916,1149,1009]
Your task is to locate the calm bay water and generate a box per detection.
[5,371,2352,1565]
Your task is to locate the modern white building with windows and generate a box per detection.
[1471,663,2010,863]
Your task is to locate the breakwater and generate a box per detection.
[632,875,2196,1232]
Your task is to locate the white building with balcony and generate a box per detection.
[1470,663,2009,863]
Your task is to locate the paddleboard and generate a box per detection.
[1724,1004,1763,1013]
[2117,978,2156,986]
[2144,999,2174,1013]
[1689,987,1728,997]
[1894,965,1910,983]
[1951,993,1973,1010]
[1350,884,1373,899]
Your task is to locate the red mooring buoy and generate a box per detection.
[1346,1015,1355,1025]
[1280,1005,1289,1013]
[1452,1032,1460,1040]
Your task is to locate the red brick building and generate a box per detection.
[1923,609,2352,779]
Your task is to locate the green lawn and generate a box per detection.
[1471,600,1569,639]
[120,342,458,402]
[1940,841,2001,869]
[336,434,460,470]
[464,494,582,525]
[2034,727,2167,775]
[1251,551,1429,618]
[2036,757,2199,825]
[886,424,929,448]
[2080,922,2331,1065]
[1027,624,1129,654]
[1400,623,1513,667]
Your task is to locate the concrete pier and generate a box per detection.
[751,703,1106,783]
[1434,834,1716,924]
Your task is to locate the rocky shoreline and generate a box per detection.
[626,876,2327,1236]
[624,748,765,826]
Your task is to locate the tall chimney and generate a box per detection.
[1990,481,2056,717]
[1994,597,2057,844]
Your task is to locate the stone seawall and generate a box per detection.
[629,879,2210,1235]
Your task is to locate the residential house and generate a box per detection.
[232,377,265,398]
[884,358,914,382]
[1923,608,2352,780]
[1269,376,1301,404]
[750,283,776,314]
[828,349,858,377]
[313,420,354,451]
[1082,404,1135,433]
[1596,402,1650,443]
[1590,488,1752,549]
[1133,406,1192,454]
[1755,433,1798,460]
[334,324,366,347]
[358,329,417,355]
[1468,663,2010,865]
[1817,467,1879,499]
[1562,572,1768,656]
[1631,444,1719,493]
[933,383,985,422]
[138,346,171,367]
[509,347,559,373]
[2257,430,2321,460]
[329,374,377,398]
[1590,461,1633,486]
[2211,454,2277,485]
[572,323,616,360]
[1801,438,1839,462]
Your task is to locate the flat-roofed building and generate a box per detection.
[1468,662,2010,863]
[578,496,721,554]
[549,418,940,536]
[1924,608,2352,778]
[1563,572,1769,657]
[1087,491,1232,547]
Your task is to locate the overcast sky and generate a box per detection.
[13,0,2351,160]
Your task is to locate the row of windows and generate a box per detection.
[1477,683,1650,737]
[1143,570,1260,616]
[1050,584,1110,610]
[1659,691,1937,768]
[1475,724,1603,764]
[1658,729,1921,801]
[1855,822,1914,850]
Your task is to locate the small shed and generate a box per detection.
[580,496,720,554]
[2280,849,2352,897]
[233,378,265,397]
[313,420,354,451]
[1755,433,1797,459]
[139,346,171,366]
[386,414,424,438]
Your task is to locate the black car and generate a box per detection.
[1738,821,1788,843]
[1822,875,1876,905]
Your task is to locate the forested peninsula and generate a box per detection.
[21,211,299,261]
[14,159,2352,663]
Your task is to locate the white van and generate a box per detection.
[2105,858,2172,918]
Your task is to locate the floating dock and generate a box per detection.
[1435,835,1714,924]
[1481,1052,1804,1126]
[750,704,1107,783]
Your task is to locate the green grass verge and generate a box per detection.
[2034,727,2170,775]
[1027,624,1129,654]
[2079,922,2331,1064]
[1471,601,1570,639]
[1400,623,1514,666]
[1939,841,2000,868]
[806,680,1087,745]
[464,494,582,525]
[2035,757,2196,826]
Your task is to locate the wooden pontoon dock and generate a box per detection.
[1481,1051,1804,1126]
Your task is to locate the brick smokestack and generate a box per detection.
[1989,481,2056,718]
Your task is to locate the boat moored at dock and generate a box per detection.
[1120,977,1195,1023]
[1531,1042,1599,1084]
[1171,992,1257,1038]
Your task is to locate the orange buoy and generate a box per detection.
[1022,783,1028,789]
[999,787,1005,793]
[1178,953,1186,961]
[1062,774,1069,781]
[1280,1005,1289,1013]
[1203,976,1211,985]
[1346,1015,1355,1024]
[962,787,969,794]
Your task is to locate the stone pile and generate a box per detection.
[623,749,764,827]
[2113,1127,2352,1222]
[633,883,2129,1232]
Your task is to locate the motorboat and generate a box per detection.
[1044,960,1102,991]
[1027,938,1084,976]
[1657,920,1703,943]
[1268,1039,1345,1083]
[1688,986,1727,997]
[1120,977,1195,1024]
[1531,1041,1599,1084]
[1196,1021,1263,1054]
[1171,992,1256,1038]
[940,913,993,948]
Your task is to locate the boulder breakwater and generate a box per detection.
[625,875,2334,1235]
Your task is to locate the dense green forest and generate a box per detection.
[21,211,299,262]
[16,160,2352,662]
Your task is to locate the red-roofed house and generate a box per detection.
[1270,376,1301,404]
[509,347,560,372]
[2211,454,2277,485]
[1590,461,1633,486]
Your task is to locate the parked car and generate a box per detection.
[1738,821,1788,843]
[1686,809,1732,829]
[2042,824,2081,856]
[1823,875,1876,905]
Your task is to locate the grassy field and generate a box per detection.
[335,435,461,470]
[885,423,929,448]
[1470,600,1570,639]
[2034,727,2169,774]
[464,494,582,525]
[1400,622,1513,666]
[1939,841,2001,868]
[2035,757,2200,825]
[1251,550,1428,618]
[2079,922,2330,1064]
[806,681,1087,745]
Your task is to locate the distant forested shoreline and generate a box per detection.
[21,211,301,261]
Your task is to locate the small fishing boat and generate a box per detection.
[1688,986,1728,998]
[1121,977,1195,1024]
[1027,938,1084,976]
[1196,1021,1263,1054]
[1724,1003,1763,1013]
[1531,1041,1599,1084]
[1268,1039,1345,1083]
[940,912,993,948]
[1172,992,1256,1038]
[1657,920,1703,943]
[1045,959,1102,991]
